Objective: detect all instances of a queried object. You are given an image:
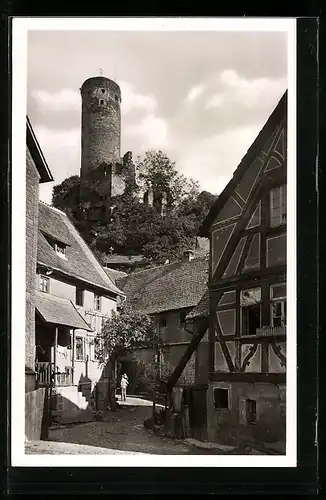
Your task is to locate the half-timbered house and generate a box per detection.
[198,91,287,448]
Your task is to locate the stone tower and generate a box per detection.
[80,76,123,200]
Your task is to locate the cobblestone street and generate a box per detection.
[44,397,229,455]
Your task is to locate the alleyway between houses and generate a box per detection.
[26,396,264,456]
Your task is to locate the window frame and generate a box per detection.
[240,287,261,336]
[75,288,85,307]
[269,184,287,228]
[75,336,85,361]
[270,283,287,327]
[94,293,101,312]
[39,275,50,293]
[213,388,229,410]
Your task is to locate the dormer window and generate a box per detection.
[55,242,67,259]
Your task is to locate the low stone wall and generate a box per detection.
[25,388,47,441]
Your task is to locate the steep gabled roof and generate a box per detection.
[26,116,54,183]
[37,201,125,297]
[117,257,209,315]
[199,90,287,236]
[104,267,128,284]
[185,289,210,320]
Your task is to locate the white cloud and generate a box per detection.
[124,114,170,151]
[34,125,80,201]
[177,125,260,195]
[32,88,80,112]
[187,84,205,102]
[206,69,286,110]
[119,81,158,115]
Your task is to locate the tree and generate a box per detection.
[97,306,161,367]
[50,150,217,265]
[52,175,81,218]
[136,149,200,208]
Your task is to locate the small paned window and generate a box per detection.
[75,337,85,361]
[270,283,286,327]
[270,185,287,227]
[39,275,50,293]
[94,294,101,311]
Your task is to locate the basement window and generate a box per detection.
[246,399,257,425]
[214,388,229,410]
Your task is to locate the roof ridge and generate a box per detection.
[59,212,125,296]
[39,200,68,217]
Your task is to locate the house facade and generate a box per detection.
[198,91,287,448]
[35,200,125,422]
[26,117,54,392]
[117,250,210,390]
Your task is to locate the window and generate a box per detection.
[214,388,229,409]
[241,304,261,336]
[39,275,49,293]
[270,283,286,327]
[94,294,101,311]
[240,288,261,336]
[269,185,286,227]
[115,95,119,101]
[75,337,85,361]
[101,88,105,94]
[99,99,104,105]
[55,242,66,259]
[93,337,100,360]
[75,288,84,307]
[246,399,257,424]
[179,311,187,326]
[159,315,167,328]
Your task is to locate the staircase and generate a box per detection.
[52,386,93,424]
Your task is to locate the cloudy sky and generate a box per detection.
[27,29,288,204]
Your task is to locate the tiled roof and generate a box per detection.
[35,291,93,330]
[101,255,143,265]
[117,257,209,315]
[104,267,128,284]
[186,289,210,320]
[37,202,124,296]
[26,116,54,183]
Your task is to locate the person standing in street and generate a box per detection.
[120,373,129,402]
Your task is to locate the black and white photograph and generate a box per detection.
[11,17,297,467]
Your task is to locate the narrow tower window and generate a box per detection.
[101,88,105,94]
[99,99,104,105]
